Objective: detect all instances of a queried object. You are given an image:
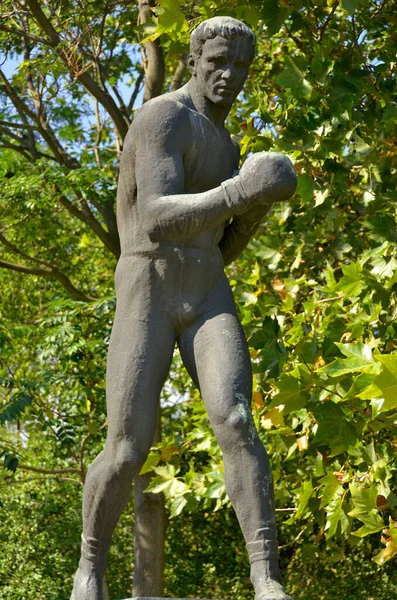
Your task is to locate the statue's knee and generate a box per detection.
[217,397,256,447]
[106,439,147,478]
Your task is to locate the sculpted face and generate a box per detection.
[193,36,253,106]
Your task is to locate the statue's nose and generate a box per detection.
[221,65,235,81]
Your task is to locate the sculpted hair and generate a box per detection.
[190,16,256,59]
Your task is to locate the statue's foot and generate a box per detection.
[253,576,293,600]
[251,560,293,600]
[70,566,104,600]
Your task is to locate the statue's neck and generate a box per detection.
[185,79,230,128]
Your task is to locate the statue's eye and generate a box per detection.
[209,56,225,65]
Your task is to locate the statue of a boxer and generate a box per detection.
[72,16,296,600]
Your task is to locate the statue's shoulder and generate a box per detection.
[129,93,191,140]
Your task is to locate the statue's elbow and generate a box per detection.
[144,218,162,243]
[140,200,164,243]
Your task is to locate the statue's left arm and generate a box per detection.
[219,141,269,265]
[218,204,270,265]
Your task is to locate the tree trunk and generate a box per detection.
[133,409,167,597]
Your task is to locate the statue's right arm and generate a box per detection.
[130,99,248,243]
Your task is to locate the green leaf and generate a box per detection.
[275,67,303,89]
[335,262,364,297]
[358,354,397,412]
[0,391,32,425]
[3,453,19,472]
[382,107,397,122]
[295,479,314,519]
[342,0,357,15]
[150,0,189,43]
[337,343,374,362]
[374,518,397,564]
[320,343,381,377]
[319,472,342,509]
[145,464,180,494]
[261,0,287,35]
[349,483,385,537]
[351,513,385,537]
[296,173,314,203]
[276,57,305,87]
[140,451,161,475]
[204,479,226,500]
[313,401,357,455]
[243,5,261,27]
[299,78,313,100]
[325,495,349,538]
[344,372,376,399]
[156,0,186,29]
[170,495,188,518]
[268,375,309,414]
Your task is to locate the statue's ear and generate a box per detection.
[188,53,197,75]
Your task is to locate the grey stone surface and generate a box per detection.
[71,16,296,600]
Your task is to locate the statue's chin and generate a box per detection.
[207,93,236,107]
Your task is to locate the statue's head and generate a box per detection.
[189,16,255,106]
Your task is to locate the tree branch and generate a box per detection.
[58,191,120,257]
[93,100,103,167]
[0,124,29,145]
[0,141,34,162]
[127,67,145,113]
[0,258,95,302]
[51,265,97,301]
[20,16,41,162]
[0,68,80,168]
[138,0,165,102]
[1,476,83,487]
[0,120,39,131]
[0,258,52,277]
[171,53,188,91]
[0,230,95,302]
[0,23,51,46]
[18,464,82,476]
[0,229,56,269]
[24,0,129,140]
[318,4,338,42]
[0,73,119,252]
[278,527,306,549]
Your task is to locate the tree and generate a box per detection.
[0,0,168,596]
[1,1,396,599]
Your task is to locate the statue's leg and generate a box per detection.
[72,307,175,600]
[177,277,292,600]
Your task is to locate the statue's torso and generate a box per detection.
[115,91,238,317]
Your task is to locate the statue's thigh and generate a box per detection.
[106,311,176,443]
[178,306,252,424]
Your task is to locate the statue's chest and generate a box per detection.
[183,114,238,193]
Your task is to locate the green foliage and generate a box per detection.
[0,0,396,597]
[141,0,397,574]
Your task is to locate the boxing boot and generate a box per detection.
[71,535,109,600]
[246,532,293,600]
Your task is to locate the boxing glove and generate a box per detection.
[222,151,297,216]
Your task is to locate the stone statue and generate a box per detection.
[72,16,297,600]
